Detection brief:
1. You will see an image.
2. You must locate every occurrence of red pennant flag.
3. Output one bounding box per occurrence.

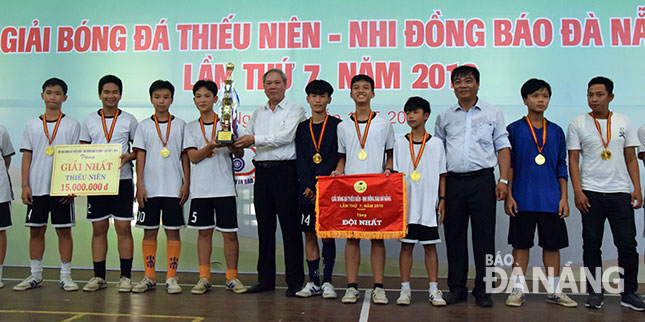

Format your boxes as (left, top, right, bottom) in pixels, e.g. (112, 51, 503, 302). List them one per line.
(316, 173, 407, 239)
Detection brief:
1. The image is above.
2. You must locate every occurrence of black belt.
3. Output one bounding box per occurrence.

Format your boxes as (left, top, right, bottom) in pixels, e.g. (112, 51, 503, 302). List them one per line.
(448, 168, 493, 177)
(252, 160, 296, 168)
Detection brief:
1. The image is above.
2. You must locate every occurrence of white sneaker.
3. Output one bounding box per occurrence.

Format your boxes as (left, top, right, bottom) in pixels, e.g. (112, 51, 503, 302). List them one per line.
(506, 288, 525, 307)
(225, 277, 248, 294)
(396, 288, 411, 305)
(342, 287, 360, 304)
(83, 277, 107, 292)
(116, 277, 133, 292)
(191, 278, 211, 295)
(296, 281, 322, 298)
(372, 287, 389, 305)
(60, 275, 79, 291)
(430, 289, 447, 306)
(165, 277, 182, 294)
(321, 282, 337, 299)
(132, 276, 156, 293)
(13, 275, 42, 291)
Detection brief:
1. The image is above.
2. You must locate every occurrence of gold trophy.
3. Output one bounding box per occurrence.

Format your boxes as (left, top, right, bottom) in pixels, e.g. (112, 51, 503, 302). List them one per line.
(216, 62, 236, 143)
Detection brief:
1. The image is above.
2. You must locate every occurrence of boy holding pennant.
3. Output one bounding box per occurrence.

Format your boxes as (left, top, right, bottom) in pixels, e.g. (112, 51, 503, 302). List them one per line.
(294, 80, 341, 299)
(79, 75, 138, 292)
(331, 74, 395, 305)
(14, 78, 81, 292)
(567, 76, 644, 311)
(183, 80, 246, 295)
(393, 97, 447, 306)
(0, 123, 15, 288)
(503, 79, 576, 308)
(132, 80, 190, 294)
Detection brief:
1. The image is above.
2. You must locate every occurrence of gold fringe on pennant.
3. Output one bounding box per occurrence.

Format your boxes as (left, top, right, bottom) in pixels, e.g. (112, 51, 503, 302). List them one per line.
(317, 230, 405, 239)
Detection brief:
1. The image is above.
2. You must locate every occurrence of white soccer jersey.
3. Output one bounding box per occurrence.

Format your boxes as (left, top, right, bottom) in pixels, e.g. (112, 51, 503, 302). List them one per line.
(393, 134, 446, 227)
(183, 118, 236, 198)
(337, 112, 395, 175)
(20, 115, 81, 196)
(80, 109, 138, 180)
(0, 124, 16, 203)
(132, 116, 186, 198)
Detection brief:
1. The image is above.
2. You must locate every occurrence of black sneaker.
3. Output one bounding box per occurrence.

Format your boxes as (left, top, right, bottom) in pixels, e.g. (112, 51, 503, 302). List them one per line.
(585, 293, 604, 309)
(620, 292, 645, 311)
(444, 291, 467, 305)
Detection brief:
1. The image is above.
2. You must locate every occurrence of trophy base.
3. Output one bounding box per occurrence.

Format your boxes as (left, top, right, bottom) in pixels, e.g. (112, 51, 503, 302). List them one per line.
(216, 130, 234, 144)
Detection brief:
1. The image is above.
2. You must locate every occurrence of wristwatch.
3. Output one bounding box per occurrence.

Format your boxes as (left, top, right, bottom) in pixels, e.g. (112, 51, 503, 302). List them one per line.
(498, 179, 509, 185)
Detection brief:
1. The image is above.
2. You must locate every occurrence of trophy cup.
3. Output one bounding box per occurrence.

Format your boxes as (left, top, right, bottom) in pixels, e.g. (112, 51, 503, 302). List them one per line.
(216, 62, 236, 143)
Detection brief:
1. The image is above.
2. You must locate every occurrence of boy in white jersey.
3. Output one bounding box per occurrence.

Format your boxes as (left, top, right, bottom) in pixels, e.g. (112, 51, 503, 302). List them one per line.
(132, 80, 190, 294)
(331, 74, 395, 305)
(393, 97, 447, 306)
(14, 78, 81, 292)
(79, 75, 138, 292)
(0, 124, 15, 288)
(183, 80, 246, 294)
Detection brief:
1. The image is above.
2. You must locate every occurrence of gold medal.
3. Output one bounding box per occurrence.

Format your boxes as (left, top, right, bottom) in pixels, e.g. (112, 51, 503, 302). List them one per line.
(358, 149, 368, 160)
(309, 115, 329, 165)
(312, 153, 322, 164)
(535, 153, 546, 165)
(353, 111, 373, 162)
(408, 131, 429, 182)
(525, 116, 547, 166)
(154, 114, 172, 159)
(591, 112, 612, 161)
(42, 112, 63, 157)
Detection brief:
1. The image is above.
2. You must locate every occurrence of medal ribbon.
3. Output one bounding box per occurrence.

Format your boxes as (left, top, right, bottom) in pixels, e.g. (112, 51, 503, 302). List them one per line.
(590, 111, 612, 149)
(42, 112, 63, 145)
(153, 114, 172, 147)
(309, 115, 329, 153)
(199, 115, 219, 144)
(409, 131, 428, 170)
(100, 109, 120, 143)
(524, 116, 546, 154)
(353, 111, 374, 149)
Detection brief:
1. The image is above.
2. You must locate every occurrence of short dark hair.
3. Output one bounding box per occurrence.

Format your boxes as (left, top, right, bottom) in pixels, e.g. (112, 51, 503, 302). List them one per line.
(98, 75, 122, 94)
(149, 80, 175, 98)
(192, 80, 218, 96)
(588, 76, 613, 95)
(451, 65, 480, 84)
(305, 79, 334, 96)
(403, 96, 431, 114)
(42, 78, 68, 95)
(521, 78, 552, 99)
(350, 74, 374, 92)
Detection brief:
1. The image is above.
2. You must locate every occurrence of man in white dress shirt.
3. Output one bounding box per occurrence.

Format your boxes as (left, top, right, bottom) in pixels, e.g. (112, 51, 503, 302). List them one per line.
(234, 69, 306, 296)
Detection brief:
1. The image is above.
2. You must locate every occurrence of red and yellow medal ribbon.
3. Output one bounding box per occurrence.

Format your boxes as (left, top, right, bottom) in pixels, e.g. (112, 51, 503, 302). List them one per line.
(153, 114, 172, 147)
(309, 115, 329, 153)
(199, 115, 219, 144)
(590, 111, 612, 149)
(42, 112, 63, 145)
(353, 111, 373, 149)
(408, 131, 428, 170)
(524, 116, 546, 154)
(100, 109, 120, 143)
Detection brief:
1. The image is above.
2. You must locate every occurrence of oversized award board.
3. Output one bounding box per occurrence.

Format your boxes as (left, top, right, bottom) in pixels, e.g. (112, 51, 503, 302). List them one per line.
(50, 144, 121, 196)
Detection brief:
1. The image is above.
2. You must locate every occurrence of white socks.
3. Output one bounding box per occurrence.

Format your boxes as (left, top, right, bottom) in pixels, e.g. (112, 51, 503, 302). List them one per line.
(401, 281, 410, 291)
(30, 258, 43, 280)
(60, 261, 71, 279)
(429, 282, 438, 293)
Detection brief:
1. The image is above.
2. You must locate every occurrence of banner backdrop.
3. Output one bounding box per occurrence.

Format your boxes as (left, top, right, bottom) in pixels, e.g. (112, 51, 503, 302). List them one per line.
(1, 1, 644, 278)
